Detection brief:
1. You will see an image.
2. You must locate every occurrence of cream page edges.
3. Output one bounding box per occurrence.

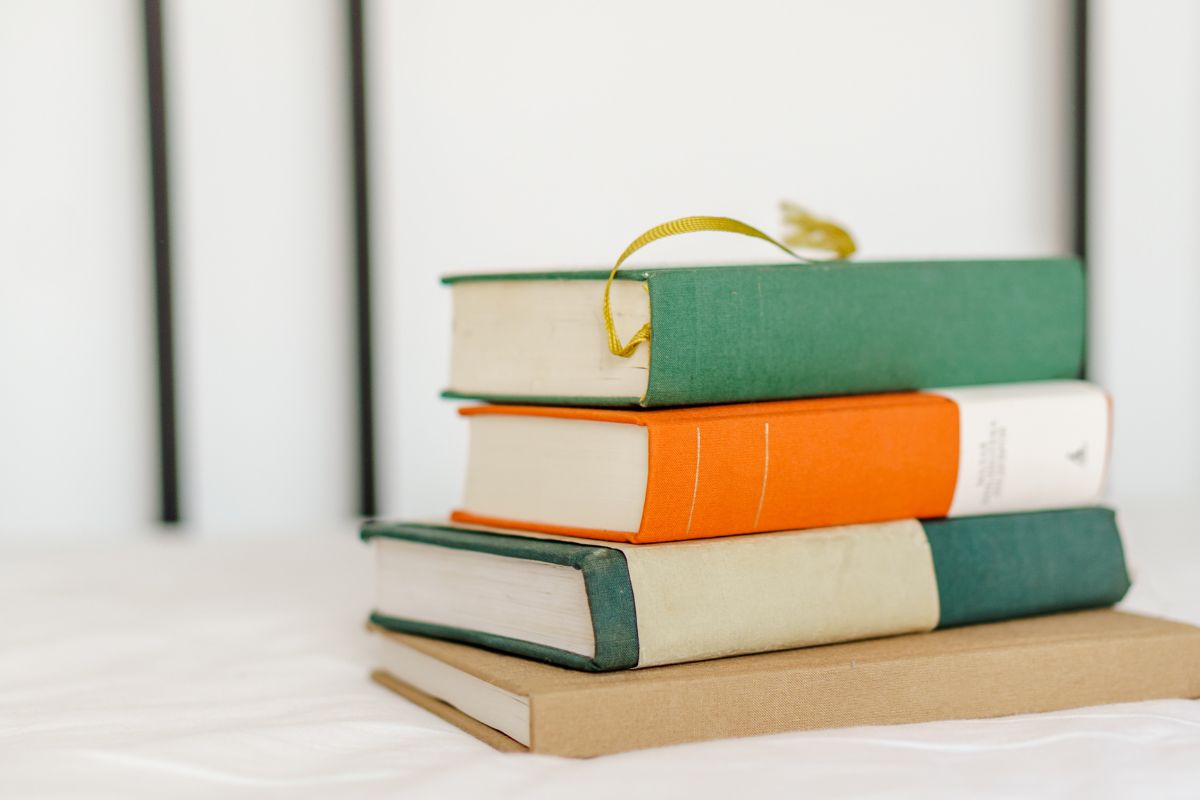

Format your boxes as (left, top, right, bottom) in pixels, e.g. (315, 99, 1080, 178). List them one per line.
(444, 518, 941, 668)
(448, 279, 651, 399)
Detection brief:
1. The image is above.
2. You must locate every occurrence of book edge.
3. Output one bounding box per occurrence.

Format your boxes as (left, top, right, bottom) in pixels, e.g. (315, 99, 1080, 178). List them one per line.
(440, 258, 1082, 285)
(370, 670, 529, 754)
(363, 523, 640, 670)
(441, 389, 643, 407)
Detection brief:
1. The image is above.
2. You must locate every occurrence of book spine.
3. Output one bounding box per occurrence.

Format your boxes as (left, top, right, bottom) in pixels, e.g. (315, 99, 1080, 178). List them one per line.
(642, 258, 1084, 407)
(635, 381, 1108, 542)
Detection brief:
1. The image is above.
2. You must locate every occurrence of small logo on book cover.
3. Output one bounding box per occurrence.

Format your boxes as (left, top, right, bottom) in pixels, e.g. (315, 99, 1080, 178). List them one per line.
(1067, 444, 1087, 466)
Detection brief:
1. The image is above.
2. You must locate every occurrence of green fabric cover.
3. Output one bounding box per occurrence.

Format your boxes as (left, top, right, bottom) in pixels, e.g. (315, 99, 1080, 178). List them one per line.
(643, 259, 1084, 406)
(360, 521, 639, 671)
(926, 507, 1131, 628)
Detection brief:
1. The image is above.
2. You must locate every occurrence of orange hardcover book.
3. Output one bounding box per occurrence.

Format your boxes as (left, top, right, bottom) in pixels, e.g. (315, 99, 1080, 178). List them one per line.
(452, 381, 1111, 543)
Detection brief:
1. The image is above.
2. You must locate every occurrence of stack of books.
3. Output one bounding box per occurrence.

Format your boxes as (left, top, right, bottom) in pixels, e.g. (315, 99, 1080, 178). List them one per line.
(365, 258, 1200, 757)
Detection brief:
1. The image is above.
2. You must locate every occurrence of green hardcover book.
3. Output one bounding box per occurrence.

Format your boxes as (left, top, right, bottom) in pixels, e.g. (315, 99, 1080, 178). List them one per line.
(362, 507, 1130, 672)
(443, 258, 1084, 407)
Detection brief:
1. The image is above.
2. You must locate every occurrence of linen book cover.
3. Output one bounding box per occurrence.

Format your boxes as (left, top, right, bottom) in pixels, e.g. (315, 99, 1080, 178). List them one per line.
(443, 258, 1085, 407)
(363, 507, 1131, 671)
(453, 380, 1111, 542)
(369, 610, 1200, 757)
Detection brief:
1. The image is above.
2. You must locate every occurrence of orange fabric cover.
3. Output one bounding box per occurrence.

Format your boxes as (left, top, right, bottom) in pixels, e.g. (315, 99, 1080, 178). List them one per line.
(453, 394, 960, 543)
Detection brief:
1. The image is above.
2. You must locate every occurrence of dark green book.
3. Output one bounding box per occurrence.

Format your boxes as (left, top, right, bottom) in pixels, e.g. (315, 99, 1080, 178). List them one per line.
(443, 258, 1084, 407)
(362, 508, 1130, 672)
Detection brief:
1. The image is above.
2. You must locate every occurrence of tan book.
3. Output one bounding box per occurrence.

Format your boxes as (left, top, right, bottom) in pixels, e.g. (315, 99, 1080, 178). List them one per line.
(369, 610, 1200, 758)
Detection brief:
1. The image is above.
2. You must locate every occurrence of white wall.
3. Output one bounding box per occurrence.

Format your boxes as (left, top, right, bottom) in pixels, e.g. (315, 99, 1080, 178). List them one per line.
(167, 0, 356, 531)
(367, 0, 1074, 518)
(10, 0, 1191, 534)
(1090, 0, 1200, 504)
(0, 0, 156, 534)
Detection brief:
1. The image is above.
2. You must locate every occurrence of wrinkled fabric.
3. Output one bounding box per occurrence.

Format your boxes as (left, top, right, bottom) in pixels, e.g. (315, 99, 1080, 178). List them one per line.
(1, 506, 1197, 799)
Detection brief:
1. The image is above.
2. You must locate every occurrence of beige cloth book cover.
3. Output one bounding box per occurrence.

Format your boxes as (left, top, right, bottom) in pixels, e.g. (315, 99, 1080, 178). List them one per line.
(370, 610, 1200, 758)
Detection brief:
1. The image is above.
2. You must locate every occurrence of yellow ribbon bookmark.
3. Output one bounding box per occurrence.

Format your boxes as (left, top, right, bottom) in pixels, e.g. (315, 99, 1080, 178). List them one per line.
(603, 202, 857, 358)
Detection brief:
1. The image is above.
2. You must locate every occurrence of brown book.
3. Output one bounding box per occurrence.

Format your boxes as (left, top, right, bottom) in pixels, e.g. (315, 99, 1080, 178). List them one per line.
(369, 610, 1200, 758)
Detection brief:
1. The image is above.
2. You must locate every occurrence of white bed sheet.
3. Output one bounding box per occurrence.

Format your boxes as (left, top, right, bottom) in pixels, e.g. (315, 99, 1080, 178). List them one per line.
(1, 505, 1198, 799)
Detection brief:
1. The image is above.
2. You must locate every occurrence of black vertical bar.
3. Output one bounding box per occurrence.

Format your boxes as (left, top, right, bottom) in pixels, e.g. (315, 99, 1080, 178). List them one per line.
(1071, 0, 1089, 379)
(349, 0, 378, 517)
(143, 0, 180, 524)
(1071, 0, 1088, 262)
